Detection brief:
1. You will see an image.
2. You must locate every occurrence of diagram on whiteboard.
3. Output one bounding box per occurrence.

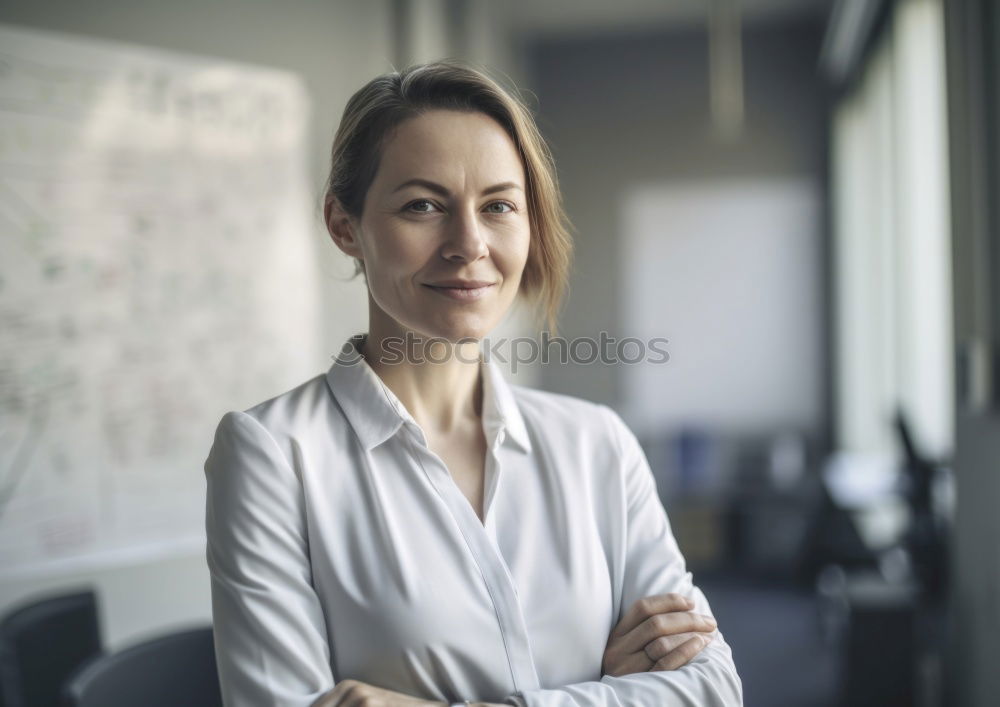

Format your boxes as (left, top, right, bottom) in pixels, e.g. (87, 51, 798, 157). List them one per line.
(0, 24, 322, 578)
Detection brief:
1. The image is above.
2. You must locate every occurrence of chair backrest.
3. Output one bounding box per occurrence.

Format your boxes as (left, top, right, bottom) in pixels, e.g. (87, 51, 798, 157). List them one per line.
(0, 589, 103, 707)
(61, 625, 222, 707)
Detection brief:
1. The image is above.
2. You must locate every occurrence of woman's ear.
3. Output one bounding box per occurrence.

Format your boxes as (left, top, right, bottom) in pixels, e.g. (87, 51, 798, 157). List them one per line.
(325, 197, 364, 260)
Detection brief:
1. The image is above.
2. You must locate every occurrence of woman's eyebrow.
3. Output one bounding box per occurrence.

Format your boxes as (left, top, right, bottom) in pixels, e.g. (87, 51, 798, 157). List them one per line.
(391, 178, 523, 196)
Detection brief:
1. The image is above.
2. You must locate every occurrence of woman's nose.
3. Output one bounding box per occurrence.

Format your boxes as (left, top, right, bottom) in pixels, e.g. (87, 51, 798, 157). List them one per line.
(440, 206, 489, 262)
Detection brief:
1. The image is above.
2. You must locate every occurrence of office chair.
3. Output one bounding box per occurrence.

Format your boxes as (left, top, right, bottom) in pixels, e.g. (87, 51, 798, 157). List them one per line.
(893, 407, 950, 602)
(60, 625, 222, 707)
(0, 589, 103, 707)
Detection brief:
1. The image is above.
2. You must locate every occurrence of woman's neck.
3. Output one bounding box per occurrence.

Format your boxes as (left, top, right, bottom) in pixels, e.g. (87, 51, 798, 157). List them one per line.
(361, 328, 484, 437)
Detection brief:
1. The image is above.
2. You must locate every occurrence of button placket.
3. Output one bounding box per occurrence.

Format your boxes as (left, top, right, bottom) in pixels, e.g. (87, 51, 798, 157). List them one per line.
(404, 423, 541, 694)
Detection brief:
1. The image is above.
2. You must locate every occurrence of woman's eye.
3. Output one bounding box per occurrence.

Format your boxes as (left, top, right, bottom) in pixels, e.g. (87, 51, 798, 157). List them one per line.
(406, 199, 438, 213)
(485, 201, 514, 214)
(405, 200, 514, 215)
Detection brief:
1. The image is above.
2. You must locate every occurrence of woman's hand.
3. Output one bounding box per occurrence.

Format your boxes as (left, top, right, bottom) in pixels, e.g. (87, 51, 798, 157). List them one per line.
(310, 680, 508, 707)
(310, 679, 446, 707)
(602, 593, 717, 675)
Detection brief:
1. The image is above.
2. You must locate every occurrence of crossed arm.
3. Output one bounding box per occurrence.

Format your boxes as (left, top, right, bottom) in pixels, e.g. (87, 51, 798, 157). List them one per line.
(315, 591, 725, 706)
(206, 407, 742, 707)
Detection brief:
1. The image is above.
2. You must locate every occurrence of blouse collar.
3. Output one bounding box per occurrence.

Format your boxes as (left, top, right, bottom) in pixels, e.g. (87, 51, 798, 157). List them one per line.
(325, 332, 532, 455)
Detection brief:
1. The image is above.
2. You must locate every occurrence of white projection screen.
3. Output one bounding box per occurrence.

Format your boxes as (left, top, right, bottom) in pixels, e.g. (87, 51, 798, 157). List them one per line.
(619, 178, 824, 439)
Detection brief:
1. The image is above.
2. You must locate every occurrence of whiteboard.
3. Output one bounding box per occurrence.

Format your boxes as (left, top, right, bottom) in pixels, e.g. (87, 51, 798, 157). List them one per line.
(619, 178, 824, 438)
(0, 24, 322, 579)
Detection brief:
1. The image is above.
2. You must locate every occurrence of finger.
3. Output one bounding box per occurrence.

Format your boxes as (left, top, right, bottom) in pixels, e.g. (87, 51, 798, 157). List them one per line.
(328, 687, 355, 707)
(603, 647, 654, 677)
(339, 682, 367, 707)
(612, 594, 695, 638)
(315, 681, 350, 707)
(344, 694, 367, 707)
(644, 631, 701, 662)
(621, 611, 717, 653)
(651, 634, 715, 671)
(324, 681, 362, 707)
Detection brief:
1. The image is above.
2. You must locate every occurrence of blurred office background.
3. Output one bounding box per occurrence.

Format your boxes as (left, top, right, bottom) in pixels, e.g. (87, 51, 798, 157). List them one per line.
(0, 0, 997, 705)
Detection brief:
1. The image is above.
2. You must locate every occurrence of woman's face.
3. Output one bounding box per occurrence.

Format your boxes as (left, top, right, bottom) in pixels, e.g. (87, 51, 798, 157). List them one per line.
(334, 109, 531, 345)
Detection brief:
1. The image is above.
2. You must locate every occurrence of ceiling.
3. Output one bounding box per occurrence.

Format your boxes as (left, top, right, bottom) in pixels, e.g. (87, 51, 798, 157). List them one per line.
(503, 0, 835, 38)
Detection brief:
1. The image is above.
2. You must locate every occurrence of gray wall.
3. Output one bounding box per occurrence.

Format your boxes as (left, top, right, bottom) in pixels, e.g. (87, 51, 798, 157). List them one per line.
(522, 18, 832, 444)
(943, 0, 1000, 703)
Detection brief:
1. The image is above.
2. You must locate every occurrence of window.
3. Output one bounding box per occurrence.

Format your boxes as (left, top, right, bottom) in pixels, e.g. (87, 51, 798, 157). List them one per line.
(831, 0, 954, 460)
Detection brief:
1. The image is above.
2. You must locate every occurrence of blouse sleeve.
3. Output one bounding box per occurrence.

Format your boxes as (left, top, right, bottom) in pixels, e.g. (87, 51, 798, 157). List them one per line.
(204, 410, 335, 706)
(503, 405, 743, 707)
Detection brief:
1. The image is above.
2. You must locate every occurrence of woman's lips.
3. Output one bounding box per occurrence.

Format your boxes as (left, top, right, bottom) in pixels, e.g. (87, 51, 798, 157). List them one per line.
(422, 283, 495, 301)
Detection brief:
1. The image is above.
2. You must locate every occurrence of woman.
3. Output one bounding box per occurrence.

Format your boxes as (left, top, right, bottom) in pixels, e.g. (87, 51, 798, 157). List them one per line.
(204, 60, 742, 707)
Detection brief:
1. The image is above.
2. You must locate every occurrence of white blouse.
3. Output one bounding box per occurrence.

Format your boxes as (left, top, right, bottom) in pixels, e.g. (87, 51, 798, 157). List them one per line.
(204, 332, 742, 706)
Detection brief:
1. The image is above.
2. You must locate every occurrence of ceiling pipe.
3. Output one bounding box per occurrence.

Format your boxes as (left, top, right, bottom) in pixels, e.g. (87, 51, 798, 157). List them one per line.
(709, 0, 745, 140)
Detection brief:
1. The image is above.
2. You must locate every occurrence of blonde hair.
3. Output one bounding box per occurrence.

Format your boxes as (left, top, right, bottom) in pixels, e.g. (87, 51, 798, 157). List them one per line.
(322, 59, 574, 336)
